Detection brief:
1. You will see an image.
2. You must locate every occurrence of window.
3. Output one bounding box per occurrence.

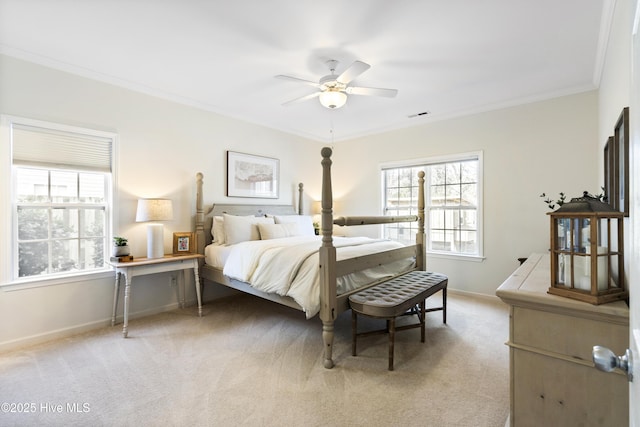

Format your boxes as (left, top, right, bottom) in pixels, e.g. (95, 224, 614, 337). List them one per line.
(382, 152, 483, 258)
(2, 116, 116, 284)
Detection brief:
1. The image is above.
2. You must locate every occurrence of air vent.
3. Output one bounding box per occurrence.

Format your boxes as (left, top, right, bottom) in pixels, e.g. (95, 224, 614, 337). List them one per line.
(407, 111, 430, 118)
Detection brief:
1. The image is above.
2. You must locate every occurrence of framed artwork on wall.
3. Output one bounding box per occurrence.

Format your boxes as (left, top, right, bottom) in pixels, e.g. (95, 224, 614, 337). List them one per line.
(226, 151, 279, 199)
(603, 136, 616, 210)
(614, 107, 629, 216)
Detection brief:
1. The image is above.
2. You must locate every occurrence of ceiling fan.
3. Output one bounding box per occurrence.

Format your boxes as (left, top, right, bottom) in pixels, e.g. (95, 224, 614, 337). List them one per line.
(276, 60, 398, 109)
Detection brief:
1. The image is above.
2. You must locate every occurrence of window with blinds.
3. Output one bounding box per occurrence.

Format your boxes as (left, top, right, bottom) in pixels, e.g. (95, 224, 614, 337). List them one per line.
(6, 117, 116, 281)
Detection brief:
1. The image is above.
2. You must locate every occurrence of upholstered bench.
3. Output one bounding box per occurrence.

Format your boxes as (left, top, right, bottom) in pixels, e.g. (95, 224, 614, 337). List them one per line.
(349, 270, 448, 370)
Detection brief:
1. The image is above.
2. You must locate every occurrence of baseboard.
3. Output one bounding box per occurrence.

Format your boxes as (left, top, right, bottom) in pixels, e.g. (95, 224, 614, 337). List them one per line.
(0, 319, 112, 354)
(0, 300, 194, 354)
(109, 300, 186, 325)
(447, 287, 502, 302)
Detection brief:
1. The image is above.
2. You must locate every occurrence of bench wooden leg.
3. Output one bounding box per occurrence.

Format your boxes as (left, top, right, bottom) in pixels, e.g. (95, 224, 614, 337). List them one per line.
(420, 300, 426, 342)
(388, 317, 395, 371)
(443, 288, 447, 324)
(352, 310, 357, 356)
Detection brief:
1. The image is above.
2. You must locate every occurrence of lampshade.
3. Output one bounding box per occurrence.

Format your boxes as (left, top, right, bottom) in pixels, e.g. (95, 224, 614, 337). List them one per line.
(136, 198, 173, 259)
(136, 199, 173, 222)
(319, 90, 347, 109)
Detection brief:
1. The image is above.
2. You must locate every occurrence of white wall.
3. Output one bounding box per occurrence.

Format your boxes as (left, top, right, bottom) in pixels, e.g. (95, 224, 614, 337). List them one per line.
(334, 92, 599, 295)
(599, 0, 632, 145)
(0, 54, 318, 350)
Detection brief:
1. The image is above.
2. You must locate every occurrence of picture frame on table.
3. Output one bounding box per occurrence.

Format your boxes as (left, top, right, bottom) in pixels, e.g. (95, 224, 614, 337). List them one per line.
(614, 107, 629, 216)
(173, 232, 194, 254)
(227, 151, 279, 199)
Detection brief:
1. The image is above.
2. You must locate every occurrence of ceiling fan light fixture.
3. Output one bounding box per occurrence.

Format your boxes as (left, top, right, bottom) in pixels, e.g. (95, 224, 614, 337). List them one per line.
(319, 90, 347, 109)
(278, 59, 396, 109)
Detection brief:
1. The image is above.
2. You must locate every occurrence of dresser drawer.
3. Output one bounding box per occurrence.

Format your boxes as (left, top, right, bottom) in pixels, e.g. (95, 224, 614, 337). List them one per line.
(512, 348, 628, 427)
(512, 306, 628, 362)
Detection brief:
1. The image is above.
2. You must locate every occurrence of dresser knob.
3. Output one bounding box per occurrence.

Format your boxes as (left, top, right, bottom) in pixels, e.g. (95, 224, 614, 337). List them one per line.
(592, 345, 633, 382)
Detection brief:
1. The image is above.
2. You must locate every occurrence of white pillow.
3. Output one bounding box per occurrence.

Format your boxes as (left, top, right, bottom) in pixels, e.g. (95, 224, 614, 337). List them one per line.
(273, 215, 315, 236)
(211, 216, 225, 244)
(211, 214, 256, 245)
(223, 214, 274, 245)
(258, 222, 301, 240)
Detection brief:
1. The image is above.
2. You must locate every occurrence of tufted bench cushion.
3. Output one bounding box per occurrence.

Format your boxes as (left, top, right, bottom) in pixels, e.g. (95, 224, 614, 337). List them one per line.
(349, 270, 448, 370)
(349, 271, 448, 318)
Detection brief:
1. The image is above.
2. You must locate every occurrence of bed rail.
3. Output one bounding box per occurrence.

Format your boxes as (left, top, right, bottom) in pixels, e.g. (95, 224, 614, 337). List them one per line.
(333, 215, 418, 226)
(335, 246, 419, 278)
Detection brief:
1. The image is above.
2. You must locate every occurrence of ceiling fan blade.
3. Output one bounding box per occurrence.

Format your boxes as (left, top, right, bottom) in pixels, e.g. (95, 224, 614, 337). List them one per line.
(282, 91, 320, 106)
(336, 61, 371, 84)
(346, 86, 398, 98)
(275, 75, 320, 88)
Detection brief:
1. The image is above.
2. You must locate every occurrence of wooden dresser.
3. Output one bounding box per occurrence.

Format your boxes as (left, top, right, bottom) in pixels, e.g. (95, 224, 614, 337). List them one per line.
(496, 253, 629, 426)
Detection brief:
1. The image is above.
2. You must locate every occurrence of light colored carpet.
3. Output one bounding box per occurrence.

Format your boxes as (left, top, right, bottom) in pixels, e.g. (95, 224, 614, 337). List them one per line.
(0, 291, 510, 427)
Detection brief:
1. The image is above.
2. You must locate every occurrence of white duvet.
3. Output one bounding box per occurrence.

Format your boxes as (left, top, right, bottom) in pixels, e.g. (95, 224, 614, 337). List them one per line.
(221, 236, 414, 318)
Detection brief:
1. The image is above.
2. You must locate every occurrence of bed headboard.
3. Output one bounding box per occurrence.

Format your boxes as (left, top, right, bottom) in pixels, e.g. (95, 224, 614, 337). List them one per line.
(195, 173, 304, 254)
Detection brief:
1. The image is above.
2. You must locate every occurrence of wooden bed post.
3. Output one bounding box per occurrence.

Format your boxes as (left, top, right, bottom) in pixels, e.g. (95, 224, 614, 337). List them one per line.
(194, 173, 206, 301)
(196, 173, 206, 258)
(298, 182, 304, 215)
(319, 147, 337, 369)
(417, 171, 426, 271)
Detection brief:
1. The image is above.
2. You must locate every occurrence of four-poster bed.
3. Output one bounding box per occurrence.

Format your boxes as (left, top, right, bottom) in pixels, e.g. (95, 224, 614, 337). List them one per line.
(194, 147, 426, 368)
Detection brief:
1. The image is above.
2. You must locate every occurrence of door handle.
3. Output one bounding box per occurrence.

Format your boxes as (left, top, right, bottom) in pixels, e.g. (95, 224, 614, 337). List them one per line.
(592, 345, 634, 382)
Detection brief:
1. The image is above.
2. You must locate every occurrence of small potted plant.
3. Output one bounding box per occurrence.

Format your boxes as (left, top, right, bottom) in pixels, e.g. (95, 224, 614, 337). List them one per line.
(112, 236, 130, 257)
(540, 189, 606, 210)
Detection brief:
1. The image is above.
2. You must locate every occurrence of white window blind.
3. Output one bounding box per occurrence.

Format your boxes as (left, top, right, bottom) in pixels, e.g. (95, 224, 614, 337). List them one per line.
(12, 124, 113, 172)
(2, 116, 116, 285)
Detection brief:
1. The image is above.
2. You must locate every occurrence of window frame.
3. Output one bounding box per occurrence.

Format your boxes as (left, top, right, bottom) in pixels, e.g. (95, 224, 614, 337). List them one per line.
(381, 151, 484, 262)
(1, 115, 118, 289)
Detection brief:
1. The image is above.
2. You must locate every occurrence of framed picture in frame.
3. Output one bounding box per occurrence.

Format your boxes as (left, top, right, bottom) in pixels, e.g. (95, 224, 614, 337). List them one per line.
(226, 151, 279, 198)
(614, 107, 629, 216)
(173, 232, 194, 255)
(603, 136, 616, 210)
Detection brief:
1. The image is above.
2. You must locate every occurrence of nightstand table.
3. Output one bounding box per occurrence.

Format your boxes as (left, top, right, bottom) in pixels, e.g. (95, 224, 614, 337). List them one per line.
(109, 254, 204, 337)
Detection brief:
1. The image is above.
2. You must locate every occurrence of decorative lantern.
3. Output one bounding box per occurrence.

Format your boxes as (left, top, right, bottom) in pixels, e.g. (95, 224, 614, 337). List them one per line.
(548, 193, 627, 304)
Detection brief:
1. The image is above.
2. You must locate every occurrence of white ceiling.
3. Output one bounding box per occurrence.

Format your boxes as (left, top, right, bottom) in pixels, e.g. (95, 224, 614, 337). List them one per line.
(0, 0, 610, 142)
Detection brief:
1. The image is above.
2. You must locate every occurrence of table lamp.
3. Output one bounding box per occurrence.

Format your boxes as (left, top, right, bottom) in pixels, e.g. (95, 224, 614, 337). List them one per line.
(136, 198, 173, 258)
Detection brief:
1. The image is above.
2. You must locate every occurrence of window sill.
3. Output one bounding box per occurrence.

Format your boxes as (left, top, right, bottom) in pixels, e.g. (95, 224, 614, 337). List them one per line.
(1, 269, 115, 292)
(427, 252, 485, 263)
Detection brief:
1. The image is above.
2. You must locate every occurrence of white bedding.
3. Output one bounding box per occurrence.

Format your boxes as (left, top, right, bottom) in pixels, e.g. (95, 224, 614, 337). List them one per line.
(209, 236, 414, 318)
(204, 244, 234, 269)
